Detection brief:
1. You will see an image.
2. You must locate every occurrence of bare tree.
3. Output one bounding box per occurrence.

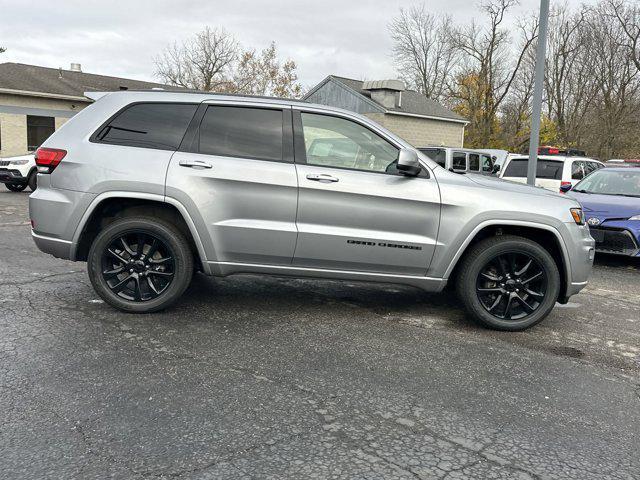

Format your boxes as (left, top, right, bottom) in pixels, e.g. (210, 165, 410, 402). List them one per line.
(451, 0, 538, 146)
(543, 5, 593, 147)
(606, 0, 640, 73)
(154, 27, 239, 91)
(230, 42, 303, 98)
(389, 4, 458, 103)
(581, 2, 640, 158)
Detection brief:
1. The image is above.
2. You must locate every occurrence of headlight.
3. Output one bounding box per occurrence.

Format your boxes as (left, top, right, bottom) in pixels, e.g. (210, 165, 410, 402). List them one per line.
(570, 207, 585, 225)
(9, 159, 29, 165)
(629, 215, 640, 221)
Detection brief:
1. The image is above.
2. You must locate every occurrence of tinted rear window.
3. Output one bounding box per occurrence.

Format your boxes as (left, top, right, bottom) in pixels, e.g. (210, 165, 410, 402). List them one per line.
(96, 103, 197, 150)
(199, 106, 283, 162)
(504, 159, 563, 180)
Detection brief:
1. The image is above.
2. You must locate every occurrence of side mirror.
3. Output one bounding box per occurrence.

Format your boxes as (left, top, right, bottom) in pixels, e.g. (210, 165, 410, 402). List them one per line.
(397, 148, 421, 176)
(492, 164, 501, 174)
(560, 183, 572, 193)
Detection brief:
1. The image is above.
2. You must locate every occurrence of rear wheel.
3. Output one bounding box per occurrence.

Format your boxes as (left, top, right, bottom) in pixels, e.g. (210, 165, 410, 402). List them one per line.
(456, 235, 560, 331)
(87, 217, 194, 313)
(28, 171, 37, 191)
(5, 183, 27, 192)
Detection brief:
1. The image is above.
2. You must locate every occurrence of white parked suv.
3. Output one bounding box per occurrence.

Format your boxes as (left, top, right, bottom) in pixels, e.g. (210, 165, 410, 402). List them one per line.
(0, 153, 37, 191)
(499, 154, 605, 193)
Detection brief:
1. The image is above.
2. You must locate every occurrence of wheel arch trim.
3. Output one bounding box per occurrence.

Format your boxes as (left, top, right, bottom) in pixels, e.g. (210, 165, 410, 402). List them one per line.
(70, 192, 210, 274)
(443, 220, 571, 285)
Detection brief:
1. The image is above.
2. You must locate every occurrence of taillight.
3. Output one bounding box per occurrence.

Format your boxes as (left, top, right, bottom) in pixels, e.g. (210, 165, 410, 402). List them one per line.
(560, 181, 571, 193)
(35, 148, 66, 173)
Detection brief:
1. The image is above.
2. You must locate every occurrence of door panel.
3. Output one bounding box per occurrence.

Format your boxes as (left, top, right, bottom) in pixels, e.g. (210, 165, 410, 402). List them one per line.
(167, 152, 298, 265)
(293, 164, 440, 275)
(165, 103, 298, 266)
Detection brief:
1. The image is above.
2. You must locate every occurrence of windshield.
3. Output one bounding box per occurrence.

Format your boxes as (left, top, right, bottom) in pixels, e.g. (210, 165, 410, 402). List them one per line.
(573, 169, 640, 196)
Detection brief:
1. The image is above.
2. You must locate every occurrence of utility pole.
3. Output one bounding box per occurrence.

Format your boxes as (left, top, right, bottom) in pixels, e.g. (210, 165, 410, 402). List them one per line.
(526, 0, 550, 186)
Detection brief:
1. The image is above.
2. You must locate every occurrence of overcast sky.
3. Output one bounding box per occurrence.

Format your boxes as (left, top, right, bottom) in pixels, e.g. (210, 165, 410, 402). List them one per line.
(1, 0, 593, 89)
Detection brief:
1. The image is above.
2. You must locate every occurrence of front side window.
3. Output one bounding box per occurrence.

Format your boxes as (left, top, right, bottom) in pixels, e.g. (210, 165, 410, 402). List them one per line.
(199, 106, 283, 162)
(452, 152, 466, 171)
(95, 103, 197, 151)
(300, 112, 398, 173)
(27, 115, 55, 151)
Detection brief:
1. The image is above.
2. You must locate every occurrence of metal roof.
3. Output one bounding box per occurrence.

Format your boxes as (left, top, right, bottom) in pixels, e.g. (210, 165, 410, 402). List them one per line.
(318, 76, 467, 123)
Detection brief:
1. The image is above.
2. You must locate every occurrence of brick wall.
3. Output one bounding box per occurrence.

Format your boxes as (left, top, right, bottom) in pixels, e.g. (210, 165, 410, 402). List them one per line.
(0, 93, 89, 157)
(365, 112, 464, 148)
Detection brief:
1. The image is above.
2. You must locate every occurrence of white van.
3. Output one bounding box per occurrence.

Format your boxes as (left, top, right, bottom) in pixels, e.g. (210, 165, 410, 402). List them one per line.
(418, 147, 496, 175)
(499, 155, 605, 192)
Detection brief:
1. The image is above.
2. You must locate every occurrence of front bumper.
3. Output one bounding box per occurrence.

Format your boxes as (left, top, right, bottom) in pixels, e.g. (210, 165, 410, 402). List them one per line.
(562, 223, 596, 299)
(0, 168, 27, 184)
(588, 226, 640, 257)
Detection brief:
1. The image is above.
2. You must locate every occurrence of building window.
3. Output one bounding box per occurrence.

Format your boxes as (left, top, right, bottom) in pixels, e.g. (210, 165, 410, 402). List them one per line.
(27, 115, 55, 151)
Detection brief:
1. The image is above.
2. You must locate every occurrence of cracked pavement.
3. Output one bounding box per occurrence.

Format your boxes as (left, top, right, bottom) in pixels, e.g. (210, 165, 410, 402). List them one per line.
(0, 190, 639, 479)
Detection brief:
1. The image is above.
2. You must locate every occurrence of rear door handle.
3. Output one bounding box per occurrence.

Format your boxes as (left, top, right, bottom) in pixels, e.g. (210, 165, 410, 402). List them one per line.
(306, 173, 339, 183)
(179, 159, 212, 169)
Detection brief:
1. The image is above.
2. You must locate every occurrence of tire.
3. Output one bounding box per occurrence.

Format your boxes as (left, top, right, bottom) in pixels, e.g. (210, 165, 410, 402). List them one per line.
(5, 183, 27, 192)
(87, 216, 194, 313)
(28, 171, 37, 191)
(455, 235, 560, 331)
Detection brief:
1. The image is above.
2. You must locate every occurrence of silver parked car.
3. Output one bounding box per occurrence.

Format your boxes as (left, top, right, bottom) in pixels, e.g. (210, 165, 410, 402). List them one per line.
(29, 91, 595, 330)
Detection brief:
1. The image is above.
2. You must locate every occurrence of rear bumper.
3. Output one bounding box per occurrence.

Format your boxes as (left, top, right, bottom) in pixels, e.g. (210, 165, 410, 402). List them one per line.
(31, 231, 73, 260)
(29, 178, 95, 260)
(0, 168, 27, 184)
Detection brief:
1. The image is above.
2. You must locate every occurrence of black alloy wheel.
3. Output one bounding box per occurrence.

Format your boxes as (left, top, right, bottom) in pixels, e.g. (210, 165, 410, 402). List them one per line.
(456, 235, 560, 331)
(88, 216, 194, 313)
(102, 231, 175, 302)
(476, 252, 547, 320)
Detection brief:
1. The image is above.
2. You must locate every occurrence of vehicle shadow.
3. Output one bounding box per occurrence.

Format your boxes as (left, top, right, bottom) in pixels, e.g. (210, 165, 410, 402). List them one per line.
(594, 253, 640, 269)
(180, 272, 478, 331)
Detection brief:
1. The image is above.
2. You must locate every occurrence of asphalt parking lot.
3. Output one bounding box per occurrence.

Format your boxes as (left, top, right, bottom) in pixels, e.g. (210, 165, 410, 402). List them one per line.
(1, 190, 639, 480)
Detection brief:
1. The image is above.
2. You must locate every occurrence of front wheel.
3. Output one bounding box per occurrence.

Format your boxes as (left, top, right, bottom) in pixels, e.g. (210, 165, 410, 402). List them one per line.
(5, 183, 27, 192)
(87, 217, 194, 313)
(456, 235, 560, 331)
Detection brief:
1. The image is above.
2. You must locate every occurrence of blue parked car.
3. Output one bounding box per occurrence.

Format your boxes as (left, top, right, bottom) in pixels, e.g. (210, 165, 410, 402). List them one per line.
(562, 168, 640, 256)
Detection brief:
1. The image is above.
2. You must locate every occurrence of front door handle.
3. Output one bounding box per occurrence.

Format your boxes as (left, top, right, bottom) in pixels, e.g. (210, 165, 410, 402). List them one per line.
(306, 173, 339, 183)
(179, 159, 212, 169)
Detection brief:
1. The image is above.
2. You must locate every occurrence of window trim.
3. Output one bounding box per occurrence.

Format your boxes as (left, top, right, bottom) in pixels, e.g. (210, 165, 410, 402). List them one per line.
(89, 101, 200, 152)
(292, 108, 429, 178)
(179, 102, 294, 164)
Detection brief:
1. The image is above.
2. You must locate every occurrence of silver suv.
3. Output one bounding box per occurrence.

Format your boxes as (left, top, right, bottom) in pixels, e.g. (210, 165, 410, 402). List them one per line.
(29, 91, 595, 330)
